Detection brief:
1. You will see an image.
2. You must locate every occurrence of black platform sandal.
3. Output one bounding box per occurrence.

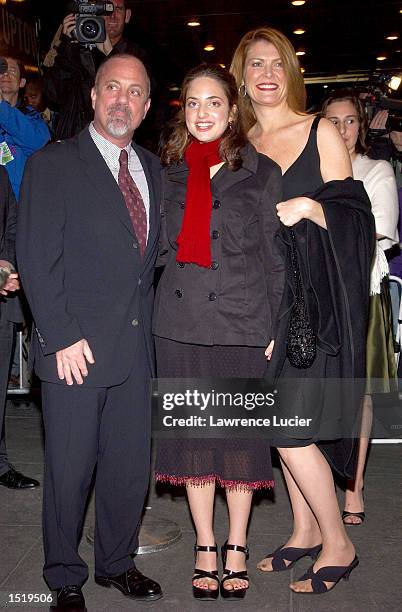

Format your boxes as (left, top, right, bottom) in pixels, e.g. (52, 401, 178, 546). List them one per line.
(342, 510, 365, 525)
(192, 544, 219, 600)
(258, 543, 322, 571)
(291, 555, 359, 594)
(220, 541, 249, 600)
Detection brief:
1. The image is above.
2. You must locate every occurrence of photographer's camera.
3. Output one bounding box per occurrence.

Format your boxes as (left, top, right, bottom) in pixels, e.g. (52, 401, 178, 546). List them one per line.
(69, 0, 114, 45)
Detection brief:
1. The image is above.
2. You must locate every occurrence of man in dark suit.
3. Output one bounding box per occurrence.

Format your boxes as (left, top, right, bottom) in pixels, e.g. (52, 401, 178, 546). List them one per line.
(0, 165, 39, 490)
(17, 54, 162, 610)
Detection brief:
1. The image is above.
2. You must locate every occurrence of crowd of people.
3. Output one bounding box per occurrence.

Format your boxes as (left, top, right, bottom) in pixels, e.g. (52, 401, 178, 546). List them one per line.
(0, 1, 401, 609)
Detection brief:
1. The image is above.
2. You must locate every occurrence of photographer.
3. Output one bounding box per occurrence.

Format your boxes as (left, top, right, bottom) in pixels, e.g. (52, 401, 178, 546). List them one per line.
(0, 57, 50, 200)
(43, 0, 144, 140)
(367, 108, 402, 176)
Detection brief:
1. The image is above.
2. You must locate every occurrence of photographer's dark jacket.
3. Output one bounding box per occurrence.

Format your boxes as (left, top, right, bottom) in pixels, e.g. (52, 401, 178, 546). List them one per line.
(43, 35, 145, 141)
(153, 143, 284, 347)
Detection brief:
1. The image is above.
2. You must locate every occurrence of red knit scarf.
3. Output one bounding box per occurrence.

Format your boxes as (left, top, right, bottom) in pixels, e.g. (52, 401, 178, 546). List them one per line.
(176, 138, 222, 268)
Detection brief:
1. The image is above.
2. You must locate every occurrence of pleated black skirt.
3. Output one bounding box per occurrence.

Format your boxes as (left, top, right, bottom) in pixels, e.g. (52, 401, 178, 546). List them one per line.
(154, 337, 274, 490)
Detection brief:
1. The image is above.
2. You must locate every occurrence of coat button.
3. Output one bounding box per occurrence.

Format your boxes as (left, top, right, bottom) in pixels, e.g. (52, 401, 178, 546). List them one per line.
(177, 261, 185, 268)
(213, 199, 221, 209)
(131, 319, 139, 327)
(212, 230, 220, 239)
(211, 261, 219, 270)
(208, 292, 217, 301)
(175, 289, 183, 298)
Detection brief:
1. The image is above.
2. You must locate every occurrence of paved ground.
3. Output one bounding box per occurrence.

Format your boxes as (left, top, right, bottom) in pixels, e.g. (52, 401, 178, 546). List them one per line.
(0, 398, 401, 611)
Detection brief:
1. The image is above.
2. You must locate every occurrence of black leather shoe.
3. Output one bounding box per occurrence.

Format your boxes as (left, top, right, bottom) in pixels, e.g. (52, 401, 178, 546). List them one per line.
(0, 467, 39, 489)
(95, 567, 163, 601)
(50, 585, 86, 611)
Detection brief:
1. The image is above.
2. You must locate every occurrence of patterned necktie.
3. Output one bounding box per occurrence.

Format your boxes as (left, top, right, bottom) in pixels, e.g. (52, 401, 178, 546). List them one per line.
(118, 148, 147, 257)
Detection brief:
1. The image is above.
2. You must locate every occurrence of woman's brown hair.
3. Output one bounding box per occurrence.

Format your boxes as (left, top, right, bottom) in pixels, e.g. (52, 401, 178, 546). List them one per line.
(230, 27, 306, 133)
(321, 89, 369, 155)
(160, 64, 247, 170)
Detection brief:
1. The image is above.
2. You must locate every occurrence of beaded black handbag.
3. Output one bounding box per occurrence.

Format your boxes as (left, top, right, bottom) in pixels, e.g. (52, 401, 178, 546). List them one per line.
(286, 228, 316, 368)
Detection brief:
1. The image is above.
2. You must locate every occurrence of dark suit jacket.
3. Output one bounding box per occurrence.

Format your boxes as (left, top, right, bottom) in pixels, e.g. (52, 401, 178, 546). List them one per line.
(153, 143, 284, 346)
(0, 165, 21, 324)
(16, 127, 160, 386)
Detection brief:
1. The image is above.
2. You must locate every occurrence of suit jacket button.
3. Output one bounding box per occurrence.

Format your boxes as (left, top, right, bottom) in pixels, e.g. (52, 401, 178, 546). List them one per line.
(133, 242, 138, 249)
(180, 202, 185, 209)
(212, 230, 220, 239)
(208, 292, 217, 301)
(177, 261, 185, 268)
(213, 199, 221, 209)
(175, 289, 183, 298)
(211, 261, 219, 270)
(131, 319, 139, 327)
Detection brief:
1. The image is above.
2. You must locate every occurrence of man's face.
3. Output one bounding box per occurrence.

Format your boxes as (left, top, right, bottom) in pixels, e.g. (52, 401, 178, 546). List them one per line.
(105, 0, 131, 42)
(0, 58, 25, 97)
(91, 56, 150, 145)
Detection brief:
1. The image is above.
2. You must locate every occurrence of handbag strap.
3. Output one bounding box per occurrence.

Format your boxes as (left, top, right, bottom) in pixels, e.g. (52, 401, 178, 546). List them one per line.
(289, 228, 304, 302)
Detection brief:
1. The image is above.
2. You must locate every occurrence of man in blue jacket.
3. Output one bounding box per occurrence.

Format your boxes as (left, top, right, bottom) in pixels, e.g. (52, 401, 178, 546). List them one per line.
(0, 56, 50, 200)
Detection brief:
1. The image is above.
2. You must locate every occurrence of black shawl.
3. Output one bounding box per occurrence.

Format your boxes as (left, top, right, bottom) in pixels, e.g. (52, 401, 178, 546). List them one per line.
(269, 177, 376, 477)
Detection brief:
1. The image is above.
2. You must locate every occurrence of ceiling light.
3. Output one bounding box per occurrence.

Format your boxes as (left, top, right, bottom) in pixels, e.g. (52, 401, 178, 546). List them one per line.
(376, 55, 386, 61)
(323, 85, 328, 88)
(296, 50, 306, 56)
(204, 43, 215, 52)
(187, 20, 201, 27)
(293, 28, 305, 34)
(291, 1, 306, 5)
(386, 35, 398, 41)
(300, 67, 305, 73)
(169, 85, 179, 92)
(219, 64, 226, 68)
(389, 75, 402, 91)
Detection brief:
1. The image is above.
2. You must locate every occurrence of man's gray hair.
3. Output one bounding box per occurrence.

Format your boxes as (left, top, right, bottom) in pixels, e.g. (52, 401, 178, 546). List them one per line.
(95, 53, 151, 98)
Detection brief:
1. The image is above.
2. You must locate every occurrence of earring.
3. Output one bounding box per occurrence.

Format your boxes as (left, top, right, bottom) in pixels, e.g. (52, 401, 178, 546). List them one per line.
(228, 120, 233, 131)
(238, 83, 247, 98)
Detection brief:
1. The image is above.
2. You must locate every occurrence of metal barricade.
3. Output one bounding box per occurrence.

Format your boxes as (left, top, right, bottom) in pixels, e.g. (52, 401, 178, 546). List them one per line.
(7, 329, 31, 396)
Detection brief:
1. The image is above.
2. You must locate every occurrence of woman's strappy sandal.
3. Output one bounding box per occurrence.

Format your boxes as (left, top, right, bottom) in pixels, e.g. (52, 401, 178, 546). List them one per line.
(291, 556, 359, 594)
(192, 544, 220, 600)
(258, 543, 322, 571)
(220, 541, 249, 599)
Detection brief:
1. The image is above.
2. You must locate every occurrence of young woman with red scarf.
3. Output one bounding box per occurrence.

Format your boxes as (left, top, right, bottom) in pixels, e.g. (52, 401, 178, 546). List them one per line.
(153, 64, 283, 600)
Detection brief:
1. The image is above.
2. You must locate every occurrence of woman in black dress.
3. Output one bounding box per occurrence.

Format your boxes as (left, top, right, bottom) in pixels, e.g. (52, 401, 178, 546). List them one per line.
(230, 28, 375, 594)
(153, 64, 283, 599)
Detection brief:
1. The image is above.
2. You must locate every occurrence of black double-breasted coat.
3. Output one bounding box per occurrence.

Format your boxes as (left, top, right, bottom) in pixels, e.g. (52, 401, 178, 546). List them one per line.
(153, 143, 284, 347)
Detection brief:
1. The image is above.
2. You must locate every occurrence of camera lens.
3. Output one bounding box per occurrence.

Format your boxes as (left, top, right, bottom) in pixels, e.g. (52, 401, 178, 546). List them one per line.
(79, 18, 100, 40)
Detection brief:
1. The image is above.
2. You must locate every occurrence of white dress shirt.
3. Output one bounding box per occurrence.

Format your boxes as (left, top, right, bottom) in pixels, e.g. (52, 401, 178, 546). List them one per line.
(89, 122, 150, 238)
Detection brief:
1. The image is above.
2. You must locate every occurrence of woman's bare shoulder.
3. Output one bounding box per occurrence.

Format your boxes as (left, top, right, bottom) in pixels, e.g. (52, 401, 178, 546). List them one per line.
(316, 117, 352, 181)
